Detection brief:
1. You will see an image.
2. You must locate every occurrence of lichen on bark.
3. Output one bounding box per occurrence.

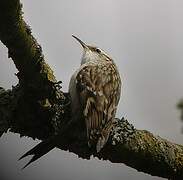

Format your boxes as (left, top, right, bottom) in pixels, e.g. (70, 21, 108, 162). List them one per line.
(0, 0, 66, 138)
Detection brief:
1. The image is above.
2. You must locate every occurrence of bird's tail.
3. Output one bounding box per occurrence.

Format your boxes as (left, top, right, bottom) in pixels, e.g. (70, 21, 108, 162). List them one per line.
(19, 138, 56, 169)
(19, 117, 76, 169)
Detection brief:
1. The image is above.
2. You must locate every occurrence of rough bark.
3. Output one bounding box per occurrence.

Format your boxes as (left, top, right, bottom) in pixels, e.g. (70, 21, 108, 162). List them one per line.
(0, 0, 183, 179)
(0, 0, 67, 139)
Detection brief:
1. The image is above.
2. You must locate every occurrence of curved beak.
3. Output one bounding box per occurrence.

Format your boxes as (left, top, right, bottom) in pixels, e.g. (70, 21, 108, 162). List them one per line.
(72, 35, 87, 49)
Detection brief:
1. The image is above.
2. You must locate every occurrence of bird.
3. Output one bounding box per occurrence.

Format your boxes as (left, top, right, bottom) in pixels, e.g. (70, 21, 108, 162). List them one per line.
(70, 35, 121, 152)
(19, 35, 121, 168)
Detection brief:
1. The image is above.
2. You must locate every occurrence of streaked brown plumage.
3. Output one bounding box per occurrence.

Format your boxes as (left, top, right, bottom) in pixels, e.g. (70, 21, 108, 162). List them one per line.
(70, 35, 121, 152)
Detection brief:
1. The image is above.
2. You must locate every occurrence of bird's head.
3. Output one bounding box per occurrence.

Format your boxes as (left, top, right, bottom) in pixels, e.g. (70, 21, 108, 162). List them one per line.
(72, 35, 112, 65)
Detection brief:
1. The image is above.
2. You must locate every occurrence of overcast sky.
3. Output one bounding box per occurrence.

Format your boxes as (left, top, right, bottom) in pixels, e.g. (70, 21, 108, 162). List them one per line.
(0, 0, 183, 180)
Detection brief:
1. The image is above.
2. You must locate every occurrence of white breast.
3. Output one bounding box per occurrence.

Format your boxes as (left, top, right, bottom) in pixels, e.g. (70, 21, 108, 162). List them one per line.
(81, 50, 99, 65)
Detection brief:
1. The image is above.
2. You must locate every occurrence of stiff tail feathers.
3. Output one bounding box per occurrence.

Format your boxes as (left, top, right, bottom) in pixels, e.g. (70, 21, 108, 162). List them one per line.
(19, 138, 56, 169)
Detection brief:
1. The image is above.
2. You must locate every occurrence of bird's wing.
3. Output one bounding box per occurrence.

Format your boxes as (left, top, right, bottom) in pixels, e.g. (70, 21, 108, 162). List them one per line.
(76, 61, 121, 152)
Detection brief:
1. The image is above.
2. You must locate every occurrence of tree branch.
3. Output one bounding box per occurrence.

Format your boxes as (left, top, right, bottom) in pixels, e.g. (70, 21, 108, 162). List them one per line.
(0, 0, 66, 138)
(0, 0, 65, 103)
(0, 0, 183, 180)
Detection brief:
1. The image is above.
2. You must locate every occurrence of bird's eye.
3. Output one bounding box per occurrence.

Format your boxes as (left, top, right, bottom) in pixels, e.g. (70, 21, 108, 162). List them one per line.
(96, 48, 101, 53)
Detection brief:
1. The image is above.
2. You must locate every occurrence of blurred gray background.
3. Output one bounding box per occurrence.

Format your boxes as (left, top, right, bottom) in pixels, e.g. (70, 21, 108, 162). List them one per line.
(0, 0, 183, 179)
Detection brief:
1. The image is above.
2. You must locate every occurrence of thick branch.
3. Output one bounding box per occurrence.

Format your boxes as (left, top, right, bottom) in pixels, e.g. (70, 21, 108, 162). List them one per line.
(0, 0, 66, 138)
(104, 119, 183, 180)
(0, 0, 64, 103)
(0, 87, 183, 179)
(52, 118, 183, 180)
(1, 90, 183, 180)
